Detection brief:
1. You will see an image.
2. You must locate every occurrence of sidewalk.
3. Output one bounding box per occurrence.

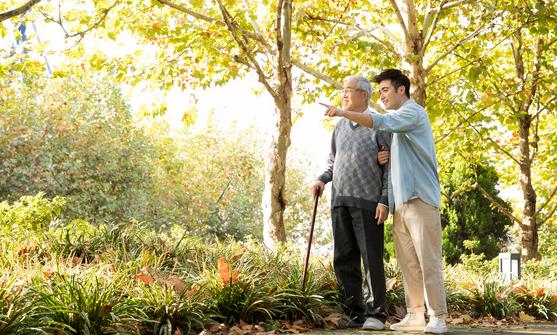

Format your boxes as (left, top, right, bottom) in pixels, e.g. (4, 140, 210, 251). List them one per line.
(307, 323, 557, 334)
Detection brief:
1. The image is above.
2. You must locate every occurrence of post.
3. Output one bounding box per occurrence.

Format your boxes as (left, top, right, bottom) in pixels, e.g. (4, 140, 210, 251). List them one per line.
(499, 252, 521, 281)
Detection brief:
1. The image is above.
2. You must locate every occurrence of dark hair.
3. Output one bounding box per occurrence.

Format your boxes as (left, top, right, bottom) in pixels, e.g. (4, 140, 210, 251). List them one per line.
(373, 69, 411, 98)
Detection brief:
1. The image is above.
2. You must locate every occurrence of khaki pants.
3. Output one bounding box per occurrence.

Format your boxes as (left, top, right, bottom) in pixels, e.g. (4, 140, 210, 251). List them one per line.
(393, 198, 447, 316)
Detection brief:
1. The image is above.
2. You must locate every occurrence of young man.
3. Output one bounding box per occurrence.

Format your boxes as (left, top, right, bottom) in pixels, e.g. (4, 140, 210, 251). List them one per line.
(321, 69, 448, 334)
(312, 75, 391, 331)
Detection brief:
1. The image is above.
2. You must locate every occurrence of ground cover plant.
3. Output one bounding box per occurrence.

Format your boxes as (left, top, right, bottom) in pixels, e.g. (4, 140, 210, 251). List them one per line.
(1, 194, 556, 334)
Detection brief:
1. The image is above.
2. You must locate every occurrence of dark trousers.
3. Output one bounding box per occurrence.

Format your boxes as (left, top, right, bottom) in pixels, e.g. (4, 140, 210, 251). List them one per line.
(332, 205, 387, 322)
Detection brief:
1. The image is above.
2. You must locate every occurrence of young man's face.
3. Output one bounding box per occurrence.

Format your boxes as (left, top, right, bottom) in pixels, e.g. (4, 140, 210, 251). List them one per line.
(341, 78, 368, 112)
(378, 79, 406, 110)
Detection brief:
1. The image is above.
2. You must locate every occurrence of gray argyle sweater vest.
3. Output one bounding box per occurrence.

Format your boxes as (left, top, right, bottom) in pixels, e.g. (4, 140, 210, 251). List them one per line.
(318, 118, 390, 211)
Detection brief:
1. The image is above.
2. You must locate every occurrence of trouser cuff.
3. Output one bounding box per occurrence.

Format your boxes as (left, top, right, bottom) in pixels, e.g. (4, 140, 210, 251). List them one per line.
(406, 307, 426, 314)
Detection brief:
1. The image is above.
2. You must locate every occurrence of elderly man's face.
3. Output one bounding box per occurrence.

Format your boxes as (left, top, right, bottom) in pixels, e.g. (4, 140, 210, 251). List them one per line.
(341, 78, 368, 112)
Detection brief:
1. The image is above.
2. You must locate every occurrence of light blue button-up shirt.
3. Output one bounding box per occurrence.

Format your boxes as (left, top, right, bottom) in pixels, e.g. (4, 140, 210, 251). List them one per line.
(371, 99, 440, 211)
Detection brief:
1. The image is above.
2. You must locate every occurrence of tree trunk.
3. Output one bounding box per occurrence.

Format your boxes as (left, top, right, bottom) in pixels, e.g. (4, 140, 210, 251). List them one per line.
(512, 29, 539, 261)
(262, 0, 292, 249)
(518, 114, 538, 260)
(401, 0, 427, 105)
(262, 101, 291, 249)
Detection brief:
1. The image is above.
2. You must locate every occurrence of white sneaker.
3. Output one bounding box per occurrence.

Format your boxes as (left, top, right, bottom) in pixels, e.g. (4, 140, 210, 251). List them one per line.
(362, 317, 384, 330)
(390, 312, 426, 332)
(424, 316, 448, 334)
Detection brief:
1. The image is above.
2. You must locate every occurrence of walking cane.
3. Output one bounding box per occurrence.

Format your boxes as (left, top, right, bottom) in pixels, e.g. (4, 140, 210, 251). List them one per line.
(301, 193, 320, 292)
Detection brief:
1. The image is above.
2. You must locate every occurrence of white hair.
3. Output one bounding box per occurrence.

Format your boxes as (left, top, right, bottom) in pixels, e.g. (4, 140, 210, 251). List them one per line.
(345, 75, 371, 104)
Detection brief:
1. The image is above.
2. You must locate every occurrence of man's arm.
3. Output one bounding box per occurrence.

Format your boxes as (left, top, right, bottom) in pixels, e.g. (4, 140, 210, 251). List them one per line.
(320, 103, 374, 128)
(312, 128, 336, 198)
(321, 102, 420, 133)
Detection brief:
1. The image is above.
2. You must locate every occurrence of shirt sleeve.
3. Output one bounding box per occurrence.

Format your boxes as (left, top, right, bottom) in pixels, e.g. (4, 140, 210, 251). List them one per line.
(371, 105, 419, 133)
(317, 127, 336, 184)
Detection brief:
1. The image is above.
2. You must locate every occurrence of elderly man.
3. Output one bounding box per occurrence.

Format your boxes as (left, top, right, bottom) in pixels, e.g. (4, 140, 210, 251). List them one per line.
(321, 69, 448, 334)
(312, 75, 391, 331)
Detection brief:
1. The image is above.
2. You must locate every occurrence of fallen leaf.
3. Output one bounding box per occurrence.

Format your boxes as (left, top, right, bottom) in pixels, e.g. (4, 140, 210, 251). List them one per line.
(70, 256, 83, 265)
(386, 277, 397, 290)
(228, 325, 246, 335)
(43, 268, 55, 280)
(185, 284, 200, 298)
(217, 258, 239, 285)
(324, 312, 343, 328)
(162, 275, 186, 292)
(451, 317, 464, 324)
(519, 311, 535, 322)
(218, 258, 231, 285)
(394, 305, 406, 320)
(134, 273, 155, 284)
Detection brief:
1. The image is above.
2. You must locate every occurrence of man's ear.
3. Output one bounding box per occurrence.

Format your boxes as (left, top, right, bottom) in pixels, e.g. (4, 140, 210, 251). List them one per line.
(397, 85, 406, 96)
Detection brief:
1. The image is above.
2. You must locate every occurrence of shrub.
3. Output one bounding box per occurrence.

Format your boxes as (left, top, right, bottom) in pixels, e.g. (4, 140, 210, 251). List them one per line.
(0, 279, 44, 335)
(468, 279, 520, 319)
(133, 283, 205, 335)
(34, 273, 137, 334)
(512, 278, 557, 320)
(0, 193, 65, 232)
(201, 258, 272, 324)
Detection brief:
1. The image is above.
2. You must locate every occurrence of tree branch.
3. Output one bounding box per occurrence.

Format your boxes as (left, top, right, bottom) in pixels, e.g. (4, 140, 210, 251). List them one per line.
(304, 15, 400, 56)
(475, 182, 522, 224)
(428, 18, 533, 87)
(538, 202, 557, 226)
(443, 0, 475, 9)
(536, 185, 557, 218)
(215, 0, 276, 98)
(291, 58, 386, 113)
(0, 0, 42, 22)
(422, 1, 445, 52)
(156, 0, 218, 23)
(388, 0, 410, 42)
(65, 1, 119, 39)
(492, 82, 518, 114)
(532, 95, 557, 119)
(435, 99, 497, 143)
(425, 25, 484, 74)
(456, 109, 521, 165)
(156, 0, 274, 55)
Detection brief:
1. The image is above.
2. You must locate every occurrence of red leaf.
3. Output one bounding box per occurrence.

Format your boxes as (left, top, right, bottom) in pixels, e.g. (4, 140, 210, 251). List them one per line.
(135, 273, 155, 284)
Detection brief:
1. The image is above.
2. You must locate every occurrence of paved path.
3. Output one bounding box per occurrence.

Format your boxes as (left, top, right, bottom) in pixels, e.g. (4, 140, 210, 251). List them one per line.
(307, 323, 557, 334)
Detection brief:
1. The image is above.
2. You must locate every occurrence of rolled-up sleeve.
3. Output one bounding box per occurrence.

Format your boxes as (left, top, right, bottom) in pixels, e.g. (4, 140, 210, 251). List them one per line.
(372, 107, 418, 133)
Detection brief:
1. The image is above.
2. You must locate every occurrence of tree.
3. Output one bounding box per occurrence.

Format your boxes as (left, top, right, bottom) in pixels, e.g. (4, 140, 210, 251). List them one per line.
(0, 75, 158, 223)
(440, 156, 512, 264)
(435, 0, 557, 260)
(35, 0, 294, 248)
